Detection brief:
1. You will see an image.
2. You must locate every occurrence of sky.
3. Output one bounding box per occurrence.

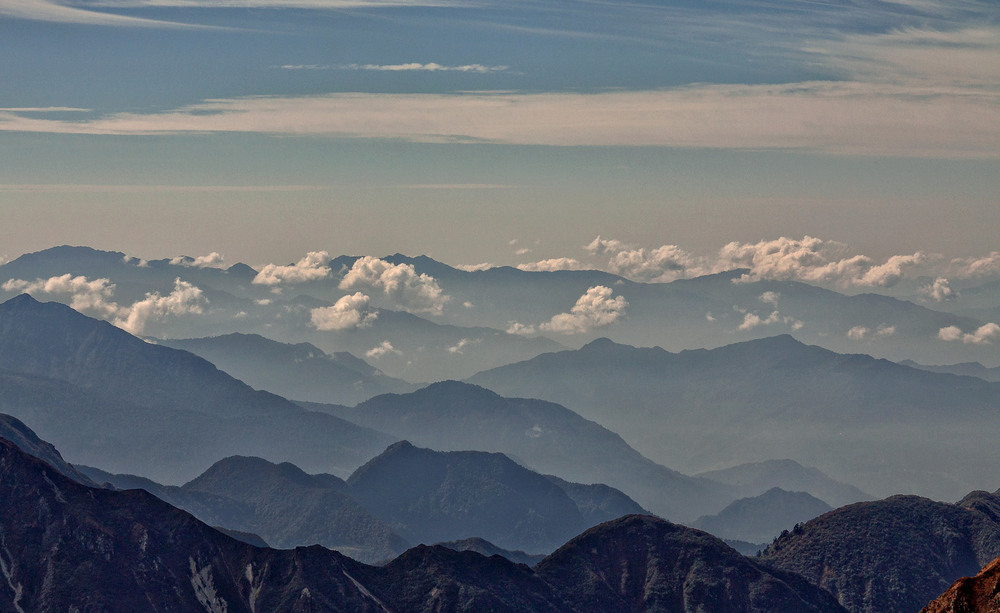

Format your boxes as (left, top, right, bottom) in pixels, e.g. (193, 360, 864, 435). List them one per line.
(0, 0, 998, 273)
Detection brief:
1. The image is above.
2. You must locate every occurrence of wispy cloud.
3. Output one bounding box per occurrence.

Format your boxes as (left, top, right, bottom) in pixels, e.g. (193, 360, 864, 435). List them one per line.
(1, 82, 997, 158)
(335, 63, 508, 73)
(1, 0, 469, 26)
(0, 0, 208, 27)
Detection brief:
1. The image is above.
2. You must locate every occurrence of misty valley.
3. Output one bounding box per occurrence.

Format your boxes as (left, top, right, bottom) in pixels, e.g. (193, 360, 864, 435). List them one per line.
(1, 245, 999, 612)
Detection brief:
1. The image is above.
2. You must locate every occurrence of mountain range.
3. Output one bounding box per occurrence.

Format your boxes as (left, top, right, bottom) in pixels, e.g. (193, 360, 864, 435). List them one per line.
(0, 435, 849, 613)
(2, 245, 998, 383)
(155, 332, 416, 405)
(79, 437, 648, 562)
(691, 487, 833, 546)
(469, 335, 1000, 500)
(321, 380, 731, 521)
(0, 293, 394, 483)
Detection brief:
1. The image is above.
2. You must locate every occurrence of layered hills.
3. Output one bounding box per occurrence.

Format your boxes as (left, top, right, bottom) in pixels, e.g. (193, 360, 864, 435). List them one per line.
(0, 294, 395, 482)
(0, 435, 849, 613)
(469, 335, 1000, 499)
(81, 438, 648, 561)
(325, 380, 731, 521)
(691, 487, 832, 545)
(155, 333, 416, 405)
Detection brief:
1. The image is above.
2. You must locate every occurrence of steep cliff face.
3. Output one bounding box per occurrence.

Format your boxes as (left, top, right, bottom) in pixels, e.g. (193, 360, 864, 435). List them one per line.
(921, 556, 1000, 613)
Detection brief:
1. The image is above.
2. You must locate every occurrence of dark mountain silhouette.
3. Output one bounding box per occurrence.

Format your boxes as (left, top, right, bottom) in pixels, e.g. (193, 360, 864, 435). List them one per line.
(155, 332, 416, 405)
(921, 556, 1000, 613)
(534, 514, 848, 613)
(330, 380, 732, 521)
(82, 458, 409, 565)
(0, 294, 395, 482)
(0, 436, 394, 612)
(696, 458, 872, 508)
(182, 455, 409, 563)
(691, 487, 833, 545)
(434, 537, 546, 566)
(0, 413, 96, 486)
(760, 491, 1000, 613)
(2, 435, 846, 612)
(346, 441, 588, 553)
(469, 335, 1000, 500)
(83, 445, 642, 563)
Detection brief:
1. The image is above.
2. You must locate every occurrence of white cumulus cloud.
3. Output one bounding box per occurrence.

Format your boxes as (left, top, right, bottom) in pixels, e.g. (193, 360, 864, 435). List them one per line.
(455, 263, 495, 272)
(584, 236, 706, 282)
(114, 278, 207, 335)
(366, 340, 402, 359)
(170, 252, 225, 268)
(505, 321, 537, 336)
(447, 337, 480, 354)
(539, 286, 628, 334)
(2, 274, 120, 318)
(517, 258, 585, 272)
(951, 252, 1000, 278)
(253, 251, 331, 286)
(938, 323, 1000, 344)
(339, 256, 448, 315)
(921, 277, 955, 301)
(718, 236, 925, 288)
(310, 292, 378, 331)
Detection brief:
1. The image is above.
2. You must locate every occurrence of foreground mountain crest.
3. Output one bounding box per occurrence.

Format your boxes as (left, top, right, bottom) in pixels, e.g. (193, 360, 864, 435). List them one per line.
(0, 435, 849, 613)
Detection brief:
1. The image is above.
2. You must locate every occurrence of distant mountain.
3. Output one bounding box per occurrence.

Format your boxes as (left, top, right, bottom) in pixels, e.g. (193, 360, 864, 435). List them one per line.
(534, 514, 848, 613)
(367, 255, 995, 367)
(328, 380, 731, 521)
(434, 537, 546, 566)
(543, 474, 648, 526)
(346, 441, 590, 553)
(691, 487, 833, 544)
(155, 333, 416, 405)
(696, 459, 872, 508)
(0, 413, 96, 486)
(1, 436, 852, 613)
(900, 359, 1000, 383)
(921, 556, 1000, 613)
(0, 294, 396, 482)
(182, 455, 410, 564)
(760, 491, 1000, 613)
(469, 335, 1000, 500)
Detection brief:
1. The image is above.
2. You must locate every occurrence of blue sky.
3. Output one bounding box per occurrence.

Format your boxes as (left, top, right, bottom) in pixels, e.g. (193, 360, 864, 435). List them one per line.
(0, 0, 998, 272)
